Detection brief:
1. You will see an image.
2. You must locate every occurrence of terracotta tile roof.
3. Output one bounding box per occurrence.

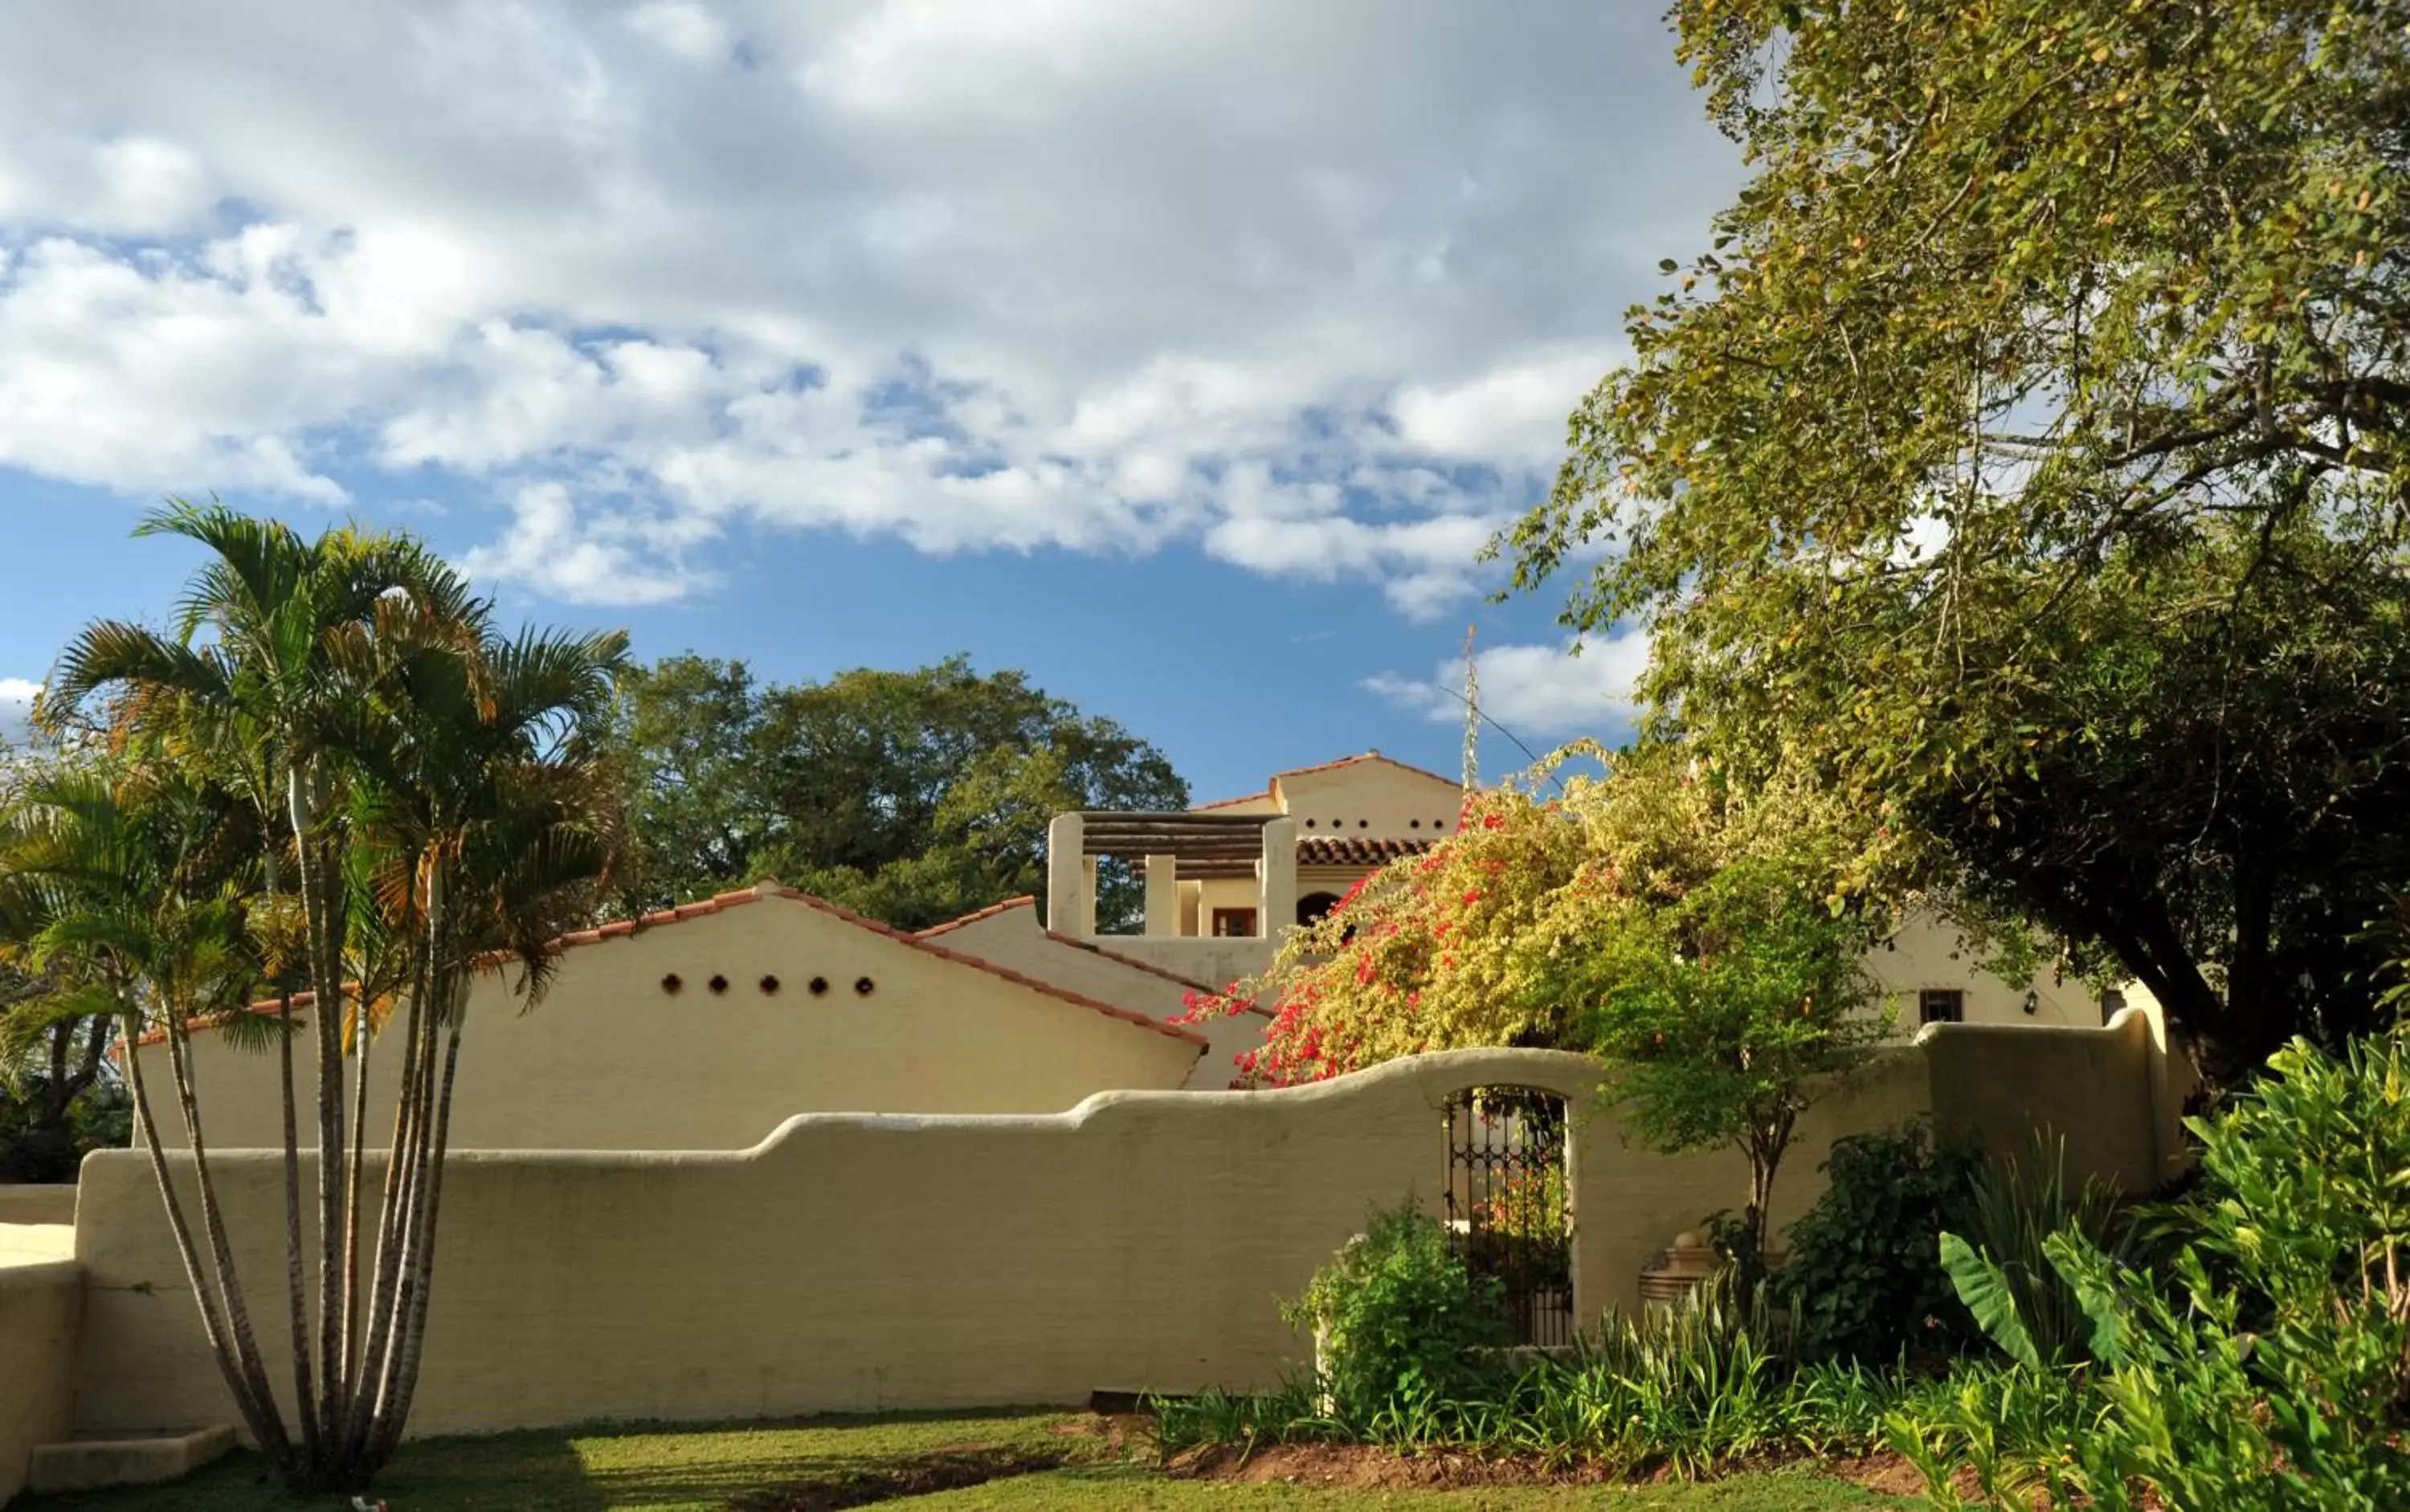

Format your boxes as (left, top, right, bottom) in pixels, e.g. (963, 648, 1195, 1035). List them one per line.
(751, 885, 1207, 1049)
(913, 897, 1273, 1020)
(1276, 751, 1462, 789)
(911, 895, 1036, 938)
(1296, 836, 1436, 867)
(1191, 788, 1274, 811)
(1035, 931, 1219, 994)
(126, 988, 329, 1051)
(135, 881, 1207, 1054)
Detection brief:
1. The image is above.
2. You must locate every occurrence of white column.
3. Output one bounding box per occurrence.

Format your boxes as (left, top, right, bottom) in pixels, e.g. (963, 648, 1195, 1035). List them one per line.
(1047, 814, 1093, 936)
(1259, 818, 1298, 939)
(1144, 853, 1178, 937)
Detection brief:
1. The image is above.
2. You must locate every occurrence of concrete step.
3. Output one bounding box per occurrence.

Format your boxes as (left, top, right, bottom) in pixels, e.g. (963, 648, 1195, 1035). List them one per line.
(27, 1426, 235, 1493)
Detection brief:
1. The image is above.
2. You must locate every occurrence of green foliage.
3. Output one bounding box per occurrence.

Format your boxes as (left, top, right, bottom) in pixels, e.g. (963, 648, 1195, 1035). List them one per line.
(1503, 0, 2410, 1081)
(1541, 1272, 1803, 1477)
(1146, 1378, 1325, 1461)
(609, 653, 1187, 930)
(1564, 851, 1893, 1276)
(1774, 1125, 1983, 1364)
(1946, 1130, 2131, 1369)
(1936, 1236, 2041, 1374)
(1894, 1036, 2410, 1507)
(1278, 1199, 1509, 1429)
(0, 746, 136, 1182)
(1166, 1270, 1924, 1480)
(0, 1072, 128, 1183)
(1880, 1362, 2098, 1512)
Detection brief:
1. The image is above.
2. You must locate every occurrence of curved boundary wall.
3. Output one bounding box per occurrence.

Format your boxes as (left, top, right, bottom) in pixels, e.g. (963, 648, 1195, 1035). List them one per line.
(0, 1260, 81, 1507)
(63, 1010, 2179, 1443)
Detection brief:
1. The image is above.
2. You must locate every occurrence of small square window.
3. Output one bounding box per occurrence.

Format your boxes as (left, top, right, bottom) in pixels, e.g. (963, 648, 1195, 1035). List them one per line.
(1918, 989, 1966, 1026)
(1211, 907, 1259, 938)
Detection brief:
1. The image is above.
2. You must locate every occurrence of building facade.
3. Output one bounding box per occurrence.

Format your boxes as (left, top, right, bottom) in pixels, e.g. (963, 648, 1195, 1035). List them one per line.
(1045, 750, 2136, 1038)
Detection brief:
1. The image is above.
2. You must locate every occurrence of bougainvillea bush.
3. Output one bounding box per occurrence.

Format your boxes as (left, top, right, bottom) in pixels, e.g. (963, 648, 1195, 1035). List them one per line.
(1178, 763, 1591, 1084)
(1183, 740, 1893, 1269)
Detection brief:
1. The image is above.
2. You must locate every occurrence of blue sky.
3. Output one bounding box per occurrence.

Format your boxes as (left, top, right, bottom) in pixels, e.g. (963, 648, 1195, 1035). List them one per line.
(0, 1, 1735, 805)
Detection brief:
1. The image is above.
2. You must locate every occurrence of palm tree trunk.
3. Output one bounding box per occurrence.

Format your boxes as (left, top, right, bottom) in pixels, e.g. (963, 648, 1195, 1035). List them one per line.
(370, 1002, 464, 1467)
(124, 1011, 295, 1473)
(161, 1015, 298, 1459)
(341, 922, 435, 1476)
(339, 989, 376, 1416)
(291, 766, 350, 1452)
(276, 990, 321, 1471)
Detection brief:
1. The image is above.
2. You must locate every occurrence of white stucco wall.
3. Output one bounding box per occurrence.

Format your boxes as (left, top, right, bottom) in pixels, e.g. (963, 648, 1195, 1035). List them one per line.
(1276, 758, 1462, 843)
(1866, 911, 2116, 1035)
(137, 887, 1204, 1152)
(69, 1017, 2178, 1445)
(917, 901, 1269, 1089)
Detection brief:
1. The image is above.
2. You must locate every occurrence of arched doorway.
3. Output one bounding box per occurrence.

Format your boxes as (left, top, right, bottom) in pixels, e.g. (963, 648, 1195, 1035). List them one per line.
(1296, 891, 1343, 928)
(1443, 1086, 1573, 1347)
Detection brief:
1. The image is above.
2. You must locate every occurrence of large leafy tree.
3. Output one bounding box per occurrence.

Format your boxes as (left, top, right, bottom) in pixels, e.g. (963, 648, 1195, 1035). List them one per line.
(38, 502, 625, 1494)
(1503, 0, 2410, 1084)
(612, 653, 1187, 930)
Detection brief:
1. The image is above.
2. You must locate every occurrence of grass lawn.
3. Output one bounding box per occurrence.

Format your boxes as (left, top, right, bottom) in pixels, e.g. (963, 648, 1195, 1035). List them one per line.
(18, 1412, 1915, 1511)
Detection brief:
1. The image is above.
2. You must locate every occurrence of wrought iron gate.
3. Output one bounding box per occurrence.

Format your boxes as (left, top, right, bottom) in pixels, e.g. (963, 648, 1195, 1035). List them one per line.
(1442, 1086, 1574, 1347)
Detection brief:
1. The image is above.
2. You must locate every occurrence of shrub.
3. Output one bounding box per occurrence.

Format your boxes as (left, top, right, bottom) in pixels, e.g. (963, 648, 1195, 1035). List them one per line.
(1899, 1036, 2410, 1508)
(1426, 1271, 1827, 1475)
(1279, 1198, 1509, 1428)
(1943, 1128, 2131, 1368)
(1775, 1124, 1985, 1363)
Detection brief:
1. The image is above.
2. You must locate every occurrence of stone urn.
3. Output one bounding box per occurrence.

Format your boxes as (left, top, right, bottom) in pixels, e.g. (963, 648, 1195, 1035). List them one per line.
(1639, 1231, 1791, 1308)
(1638, 1231, 1724, 1308)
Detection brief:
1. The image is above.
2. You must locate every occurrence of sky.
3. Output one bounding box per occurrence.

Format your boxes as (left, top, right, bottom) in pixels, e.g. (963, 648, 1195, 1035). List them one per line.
(0, 0, 1738, 803)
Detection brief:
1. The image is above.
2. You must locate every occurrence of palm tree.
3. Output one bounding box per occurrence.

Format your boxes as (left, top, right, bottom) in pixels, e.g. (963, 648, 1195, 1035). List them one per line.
(328, 609, 625, 1480)
(0, 762, 294, 1462)
(43, 502, 625, 1492)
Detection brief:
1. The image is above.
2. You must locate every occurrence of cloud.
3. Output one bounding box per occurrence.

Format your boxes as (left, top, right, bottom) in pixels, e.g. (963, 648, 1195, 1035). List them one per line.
(624, 2, 733, 64)
(0, 2, 1740, 609)
(0, 677, 38, 746)
(1391, 348, 1615, 466)
(458, 483, 711, 605)
(1366, 633, 1651, 739)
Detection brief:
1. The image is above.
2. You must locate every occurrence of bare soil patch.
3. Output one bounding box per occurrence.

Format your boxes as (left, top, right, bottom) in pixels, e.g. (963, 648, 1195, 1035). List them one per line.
(1166, 1440, 1625, 1491)
(1169, 1434, 1968, 1498)
(1822, 1449, 1952, 1499)
(1049, 1411, 1148, 1457)
(729, 1445, 1067, 1510)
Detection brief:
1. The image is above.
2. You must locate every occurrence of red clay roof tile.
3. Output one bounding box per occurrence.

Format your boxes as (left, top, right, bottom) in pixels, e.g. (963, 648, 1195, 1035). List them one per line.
(136, 881, 1207, 1054)
(1192, 752, 1461, 811)
(911, 894, 1037, 938)
(1296, 836, 1437, 867)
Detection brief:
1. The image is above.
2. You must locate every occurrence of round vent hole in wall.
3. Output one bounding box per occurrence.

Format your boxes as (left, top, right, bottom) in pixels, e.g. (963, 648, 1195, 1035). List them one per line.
(660, 973, 683, 995)
(854, 976, 876, 996)
(808, 976, 830, 996)
(759, 975, 781, 995)
(708, 975, 729, 995)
